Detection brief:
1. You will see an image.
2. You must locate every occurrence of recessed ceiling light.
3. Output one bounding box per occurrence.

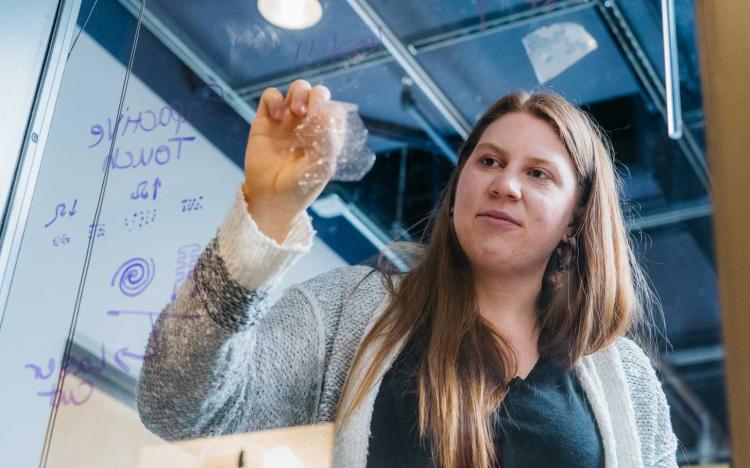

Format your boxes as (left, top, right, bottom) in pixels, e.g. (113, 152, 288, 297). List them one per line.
(257, 0, 323, 30)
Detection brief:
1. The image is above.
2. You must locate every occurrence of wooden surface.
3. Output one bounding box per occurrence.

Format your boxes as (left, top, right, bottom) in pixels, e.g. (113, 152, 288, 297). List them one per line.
(44, 374, 163, 468)
(695, 1, 750, 466)
(138, 422, 334, 468)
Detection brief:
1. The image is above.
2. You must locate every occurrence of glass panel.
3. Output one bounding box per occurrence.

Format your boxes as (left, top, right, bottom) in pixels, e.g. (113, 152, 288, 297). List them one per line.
(0, 0, 138, 465)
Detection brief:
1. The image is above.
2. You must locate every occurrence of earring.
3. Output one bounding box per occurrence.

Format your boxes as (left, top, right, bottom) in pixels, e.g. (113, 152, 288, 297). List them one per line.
(555, 247, 565, 272)
(555, 235, 577, 272)
(449, 206, 454, 217)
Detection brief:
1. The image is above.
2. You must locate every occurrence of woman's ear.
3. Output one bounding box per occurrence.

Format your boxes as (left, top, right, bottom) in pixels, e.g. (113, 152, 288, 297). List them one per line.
(564, 219, 575, 241)
(566, 203, 585, 239)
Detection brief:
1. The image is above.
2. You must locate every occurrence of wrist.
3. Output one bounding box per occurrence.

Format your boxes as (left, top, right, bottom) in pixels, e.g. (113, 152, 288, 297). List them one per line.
(243, 186, 304, 244)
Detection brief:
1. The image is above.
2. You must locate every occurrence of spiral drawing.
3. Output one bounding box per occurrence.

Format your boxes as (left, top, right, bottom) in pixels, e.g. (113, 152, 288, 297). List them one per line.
(111, 257, 155, 297)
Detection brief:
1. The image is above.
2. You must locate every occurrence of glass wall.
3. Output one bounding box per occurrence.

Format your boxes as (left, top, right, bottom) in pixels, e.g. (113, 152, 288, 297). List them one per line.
(0, 0, 729, 466)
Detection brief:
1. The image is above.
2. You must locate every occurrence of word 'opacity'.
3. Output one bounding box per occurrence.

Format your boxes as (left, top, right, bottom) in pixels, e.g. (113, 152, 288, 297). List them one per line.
(89, 106, 185, 148)
(88, 83, 224, 149)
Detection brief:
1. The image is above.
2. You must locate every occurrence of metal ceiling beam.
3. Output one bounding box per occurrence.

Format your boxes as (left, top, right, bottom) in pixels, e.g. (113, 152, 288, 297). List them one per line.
(658, 360, 725, 464)
(362, 117, 443, 153)
(311, 194, 408, 271)
(680, 446, 731, 466)
(401, 84, 458, 164)
(667, 344, 724, 367)
(414, 0, 593, 53)
(238, 51, 392, 101)
(343, 0, 470, 139)
(595, 0, 711, 192)
(237, 1, 592, 101)
(393, 147, 409, 238)
(624, 197, 712, 232)
(683, 109, 705, 129)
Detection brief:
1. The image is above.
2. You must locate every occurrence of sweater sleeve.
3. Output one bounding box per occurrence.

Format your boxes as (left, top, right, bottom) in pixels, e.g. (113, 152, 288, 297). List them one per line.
(615, 337, 679, 468)
(136, 183, 326, 441)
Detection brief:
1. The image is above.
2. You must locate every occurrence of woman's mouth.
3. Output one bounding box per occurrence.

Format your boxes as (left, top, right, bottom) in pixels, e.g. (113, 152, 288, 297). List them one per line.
(477, 214, 521, 228)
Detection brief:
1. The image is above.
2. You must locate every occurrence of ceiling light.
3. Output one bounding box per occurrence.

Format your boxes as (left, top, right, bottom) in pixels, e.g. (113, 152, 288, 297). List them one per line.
(257, 0, 323, 30)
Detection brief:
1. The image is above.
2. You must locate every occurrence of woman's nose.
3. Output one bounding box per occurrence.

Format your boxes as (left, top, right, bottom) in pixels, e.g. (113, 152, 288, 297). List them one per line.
(489, 172, 521, 199)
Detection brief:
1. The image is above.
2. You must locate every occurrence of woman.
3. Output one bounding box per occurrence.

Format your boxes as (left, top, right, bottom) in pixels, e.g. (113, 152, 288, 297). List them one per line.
(137, 79, 679, 467)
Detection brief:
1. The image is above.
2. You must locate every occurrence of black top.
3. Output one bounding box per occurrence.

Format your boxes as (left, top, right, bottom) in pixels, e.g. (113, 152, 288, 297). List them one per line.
(366, 331, 605, 468)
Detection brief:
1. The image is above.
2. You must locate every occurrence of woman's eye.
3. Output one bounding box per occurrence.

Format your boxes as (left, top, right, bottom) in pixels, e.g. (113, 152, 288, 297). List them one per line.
(530, 169, 550, 179)
(479, 156, 499, 167)
(476, 156, 550, 179)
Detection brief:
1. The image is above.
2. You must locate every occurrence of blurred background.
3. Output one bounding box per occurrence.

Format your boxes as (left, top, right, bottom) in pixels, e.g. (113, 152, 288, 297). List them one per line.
(0, 0, 735, 466)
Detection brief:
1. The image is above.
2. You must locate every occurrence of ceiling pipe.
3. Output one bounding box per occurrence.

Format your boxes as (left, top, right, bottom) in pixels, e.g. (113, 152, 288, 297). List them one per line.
(660, 0, 683, 139)
(596, 0, 710, 191)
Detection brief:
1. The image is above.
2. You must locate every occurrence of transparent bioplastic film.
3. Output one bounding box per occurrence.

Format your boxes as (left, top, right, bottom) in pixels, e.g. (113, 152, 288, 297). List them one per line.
(521, 22, 598, 85)
(291, 99, 376, 190)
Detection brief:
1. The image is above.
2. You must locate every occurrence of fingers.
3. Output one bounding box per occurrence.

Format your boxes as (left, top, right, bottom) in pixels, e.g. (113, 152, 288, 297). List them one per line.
(285, 79, 312, 117)
(258, 87, 285, 121)
(258, 80, 332, 122)
(307, 84, 331, 116)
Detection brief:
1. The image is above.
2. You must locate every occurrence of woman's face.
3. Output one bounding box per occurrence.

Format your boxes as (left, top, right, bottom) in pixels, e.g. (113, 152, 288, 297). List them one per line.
(453, 111, 580, 277)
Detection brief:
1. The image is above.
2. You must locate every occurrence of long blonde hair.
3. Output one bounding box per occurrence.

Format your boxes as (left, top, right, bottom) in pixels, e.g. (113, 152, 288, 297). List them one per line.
(334, 90, 660, 467)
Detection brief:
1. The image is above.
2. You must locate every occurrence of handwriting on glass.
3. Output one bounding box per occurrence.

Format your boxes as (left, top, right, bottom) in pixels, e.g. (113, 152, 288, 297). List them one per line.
(89, 106, 187, 147)
(111, 257, 155, 297)
(25, 304, 202, 407)
(36, 373, 96, 407)
(23, 342, 150, 407)
(88, 82, 223, 173)
(88, 223, 106, 239)
(124, 209, 157, 231)
(24, 344, 106, 407)
(293, 24, 385, 66)
(131, 177, 162, 201)
(53, 234, 71, 247)
(44, 199, 78, 228)
(180, 196, 204, 213)
(100, 136, 196, 172)
(171, 244, 202, 300)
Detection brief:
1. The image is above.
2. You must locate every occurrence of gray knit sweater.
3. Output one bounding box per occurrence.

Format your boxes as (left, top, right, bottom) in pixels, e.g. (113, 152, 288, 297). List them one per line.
(136, 184, 679, 467)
